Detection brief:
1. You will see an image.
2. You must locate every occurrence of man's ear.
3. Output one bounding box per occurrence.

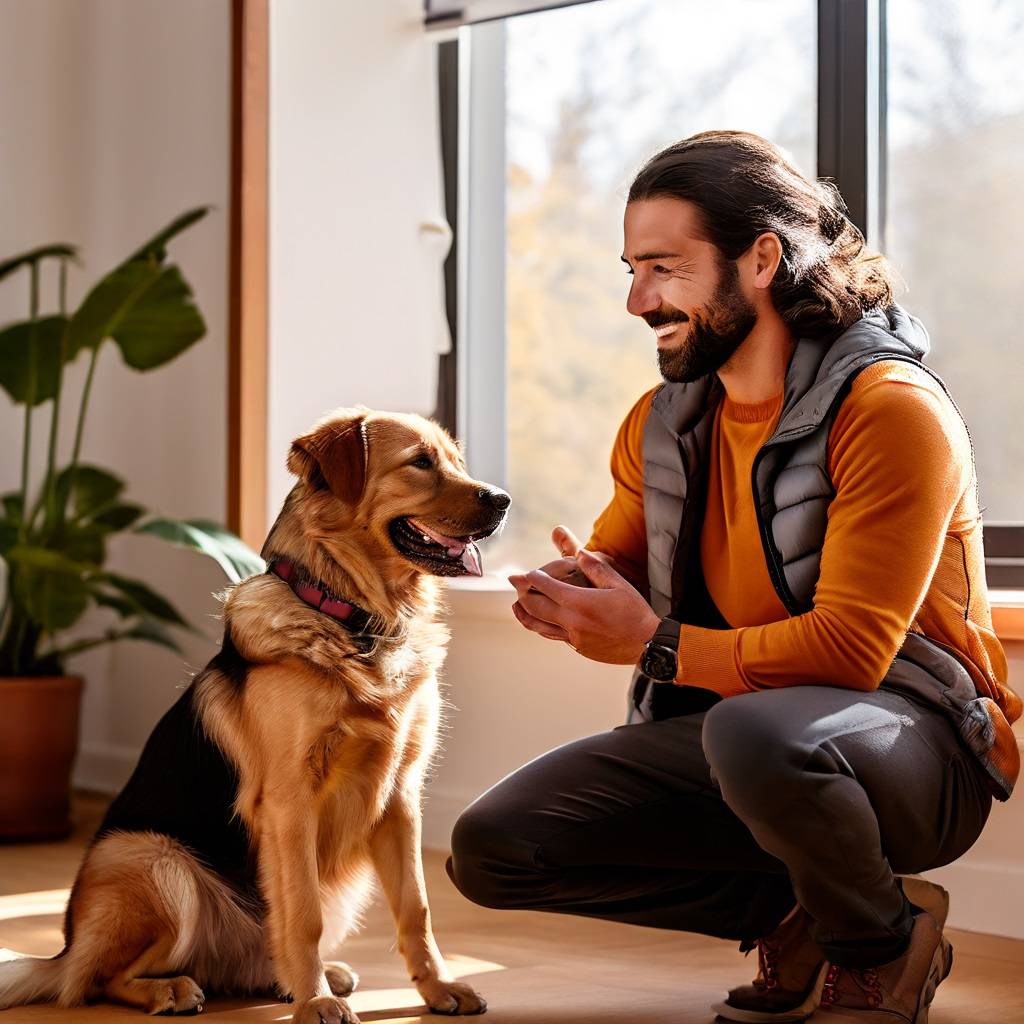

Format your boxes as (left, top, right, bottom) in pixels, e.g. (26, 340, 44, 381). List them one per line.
(287, 408, 369, 505)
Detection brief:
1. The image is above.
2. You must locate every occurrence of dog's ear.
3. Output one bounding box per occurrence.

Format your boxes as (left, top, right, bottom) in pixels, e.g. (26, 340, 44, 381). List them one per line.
(288, 409, 368, 505)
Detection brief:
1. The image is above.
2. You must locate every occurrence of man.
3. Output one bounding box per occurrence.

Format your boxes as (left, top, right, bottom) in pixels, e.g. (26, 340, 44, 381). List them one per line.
(447, 131, 1020, 1023)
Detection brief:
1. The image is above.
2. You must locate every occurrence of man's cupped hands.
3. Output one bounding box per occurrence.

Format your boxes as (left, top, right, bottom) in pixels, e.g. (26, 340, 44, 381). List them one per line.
(507, 526, 660, 664)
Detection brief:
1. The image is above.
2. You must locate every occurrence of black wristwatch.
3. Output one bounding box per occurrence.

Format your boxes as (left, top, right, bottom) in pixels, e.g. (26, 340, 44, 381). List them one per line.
(640, 616, 681, 682)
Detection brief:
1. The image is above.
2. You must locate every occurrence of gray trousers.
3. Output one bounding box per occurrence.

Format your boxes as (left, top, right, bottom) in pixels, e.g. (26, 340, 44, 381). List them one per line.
(447, 684, 993, 967)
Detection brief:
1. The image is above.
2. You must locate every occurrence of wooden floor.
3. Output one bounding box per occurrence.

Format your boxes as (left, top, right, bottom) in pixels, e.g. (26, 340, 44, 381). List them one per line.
(1, 794, 1021, 1023)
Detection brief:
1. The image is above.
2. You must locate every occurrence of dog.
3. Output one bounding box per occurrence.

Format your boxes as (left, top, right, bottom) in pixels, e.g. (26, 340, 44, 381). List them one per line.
(0, 406, 508, 1023)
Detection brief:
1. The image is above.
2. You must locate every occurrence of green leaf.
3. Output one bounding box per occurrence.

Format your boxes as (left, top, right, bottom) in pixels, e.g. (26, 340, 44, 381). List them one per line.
(91, 502, 145, 530)
(65, 207, 210, 368)
(111, 265, 206, 370)
(91, 588, 140, 619)
(68, 262, 205, 370)
(0, 520, 18, 558)
(67, 261, 205, 370)
(126, 207, 210, 263)
(60, 522, 107, 565)
(53, 464, 125, 520)
(134, 517, 265, 584)
(98, 572, 190, 627)
(5, 545, 96, 575)
(1, 492, 21, 523)
(6, 545, 92, 632)
(68, 259, 160, 354)
(0, 316, 71, 406)
(0, 244, 77, 284)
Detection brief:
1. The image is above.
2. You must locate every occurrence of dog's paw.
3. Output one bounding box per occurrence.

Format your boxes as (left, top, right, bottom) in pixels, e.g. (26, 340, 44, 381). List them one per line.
(294, 994, 359, 1024)
(324, 961, 359, 997)
(148, 976, 205, 1015)
(417, 978, 487, 1016)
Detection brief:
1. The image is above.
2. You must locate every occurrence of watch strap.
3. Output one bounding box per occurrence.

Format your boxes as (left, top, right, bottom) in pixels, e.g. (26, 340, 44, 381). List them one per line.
(650, 615, 681, 647)
(641, 615, 681, 682)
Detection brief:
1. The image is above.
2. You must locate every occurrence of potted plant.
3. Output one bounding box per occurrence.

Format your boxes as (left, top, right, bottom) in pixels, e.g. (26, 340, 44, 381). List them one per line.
(0, 208, 263, 840)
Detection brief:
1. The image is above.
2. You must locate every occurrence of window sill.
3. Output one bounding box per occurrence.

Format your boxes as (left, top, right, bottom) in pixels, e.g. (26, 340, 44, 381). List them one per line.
(441, 574, 515, 622)
(990, 590, 1024, 642)
(444, 579, 1024, 642)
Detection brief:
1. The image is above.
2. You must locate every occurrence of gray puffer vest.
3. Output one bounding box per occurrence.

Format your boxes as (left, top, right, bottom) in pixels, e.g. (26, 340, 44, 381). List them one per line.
(631, 304, 1014, 801)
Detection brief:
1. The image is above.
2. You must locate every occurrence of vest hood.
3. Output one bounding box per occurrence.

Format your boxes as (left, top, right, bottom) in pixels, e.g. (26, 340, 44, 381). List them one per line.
(772, 304, 932, 440)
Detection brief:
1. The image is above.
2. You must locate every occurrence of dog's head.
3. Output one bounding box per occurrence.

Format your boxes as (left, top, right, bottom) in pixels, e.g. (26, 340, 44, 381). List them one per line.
(283, 407, 509, 579)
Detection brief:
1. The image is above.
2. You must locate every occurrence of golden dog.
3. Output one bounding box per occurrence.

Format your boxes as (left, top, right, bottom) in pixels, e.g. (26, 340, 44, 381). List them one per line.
(0, 407, 508, 1022)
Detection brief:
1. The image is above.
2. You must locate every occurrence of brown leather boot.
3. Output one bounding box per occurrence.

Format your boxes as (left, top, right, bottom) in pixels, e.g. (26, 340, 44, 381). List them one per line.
(812, 911, 953, 1023)
(712, 905, 828, 1023)
(896, 876, 948, 929)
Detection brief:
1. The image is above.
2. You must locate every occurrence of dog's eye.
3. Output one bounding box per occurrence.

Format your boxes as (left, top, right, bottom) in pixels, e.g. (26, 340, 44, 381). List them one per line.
(410, 454, 434, 470)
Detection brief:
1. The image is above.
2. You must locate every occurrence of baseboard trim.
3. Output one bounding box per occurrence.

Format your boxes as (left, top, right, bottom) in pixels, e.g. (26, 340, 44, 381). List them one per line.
(922, 859, 1024, 940)
(73, 742, 140, 795)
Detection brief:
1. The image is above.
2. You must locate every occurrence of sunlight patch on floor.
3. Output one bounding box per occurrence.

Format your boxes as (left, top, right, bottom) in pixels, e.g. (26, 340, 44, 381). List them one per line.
(439, 952, 507, 978)
(0, 888, 70, 922)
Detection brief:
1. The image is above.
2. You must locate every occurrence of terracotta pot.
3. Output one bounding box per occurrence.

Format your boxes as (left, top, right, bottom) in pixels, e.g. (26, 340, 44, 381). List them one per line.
(0, 675, 84, 841)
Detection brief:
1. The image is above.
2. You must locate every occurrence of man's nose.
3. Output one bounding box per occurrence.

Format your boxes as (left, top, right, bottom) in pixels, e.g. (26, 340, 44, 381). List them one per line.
(626, 278, 660, 318)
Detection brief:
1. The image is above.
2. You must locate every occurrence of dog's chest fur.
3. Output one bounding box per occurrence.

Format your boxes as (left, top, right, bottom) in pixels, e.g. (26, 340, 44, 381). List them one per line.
(196, 575, 449, 887)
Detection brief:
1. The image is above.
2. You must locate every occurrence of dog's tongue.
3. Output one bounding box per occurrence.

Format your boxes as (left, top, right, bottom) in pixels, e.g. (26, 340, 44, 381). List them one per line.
(460, 541, 482, 577)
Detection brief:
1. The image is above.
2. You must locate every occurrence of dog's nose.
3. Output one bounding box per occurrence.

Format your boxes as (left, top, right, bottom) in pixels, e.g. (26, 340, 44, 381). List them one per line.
(478, 487, 511, 511)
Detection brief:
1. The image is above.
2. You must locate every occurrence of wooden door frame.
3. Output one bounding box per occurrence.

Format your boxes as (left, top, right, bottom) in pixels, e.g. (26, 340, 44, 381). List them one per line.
(228, 0, 269, 550)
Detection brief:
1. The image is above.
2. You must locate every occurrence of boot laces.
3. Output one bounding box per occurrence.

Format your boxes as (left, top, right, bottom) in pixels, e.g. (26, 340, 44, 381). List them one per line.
(821, 964, 883, 1008)
(753, 937, 781, 991)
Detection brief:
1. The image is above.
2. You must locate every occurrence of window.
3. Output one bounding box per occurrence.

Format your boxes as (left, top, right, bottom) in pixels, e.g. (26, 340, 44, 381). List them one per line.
(465, 0, 817, 572)
(443, 0, 1022, 586)
(886, 0, 1024, 584)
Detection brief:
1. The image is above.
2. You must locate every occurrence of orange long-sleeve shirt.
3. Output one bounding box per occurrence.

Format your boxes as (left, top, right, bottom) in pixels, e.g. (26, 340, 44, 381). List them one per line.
(587, 361, 1014, 709)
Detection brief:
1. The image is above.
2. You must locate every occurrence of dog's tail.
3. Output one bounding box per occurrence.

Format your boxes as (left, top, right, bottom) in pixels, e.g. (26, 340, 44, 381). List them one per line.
(0, 951, 66, 1009)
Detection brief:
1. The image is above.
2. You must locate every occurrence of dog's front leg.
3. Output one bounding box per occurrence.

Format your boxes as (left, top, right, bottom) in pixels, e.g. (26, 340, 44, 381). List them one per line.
(260, 798, 359, 1024)
(369, 794, 486, 1016)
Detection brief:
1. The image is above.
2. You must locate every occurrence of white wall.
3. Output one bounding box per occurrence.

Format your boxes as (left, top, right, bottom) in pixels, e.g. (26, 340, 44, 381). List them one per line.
(0, 0, 231, 789)
(267, 0, 450, 522)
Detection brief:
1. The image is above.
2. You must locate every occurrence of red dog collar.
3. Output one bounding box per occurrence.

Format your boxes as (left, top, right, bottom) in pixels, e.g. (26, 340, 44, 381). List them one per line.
(268, 557, 371, 635)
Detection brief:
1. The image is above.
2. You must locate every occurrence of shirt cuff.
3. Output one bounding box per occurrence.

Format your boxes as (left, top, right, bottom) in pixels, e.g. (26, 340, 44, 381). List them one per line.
(677, 624, 752, 698)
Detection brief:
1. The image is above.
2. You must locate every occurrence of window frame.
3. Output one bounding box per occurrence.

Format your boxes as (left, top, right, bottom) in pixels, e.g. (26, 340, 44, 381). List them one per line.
(434, 0, 1024, 594)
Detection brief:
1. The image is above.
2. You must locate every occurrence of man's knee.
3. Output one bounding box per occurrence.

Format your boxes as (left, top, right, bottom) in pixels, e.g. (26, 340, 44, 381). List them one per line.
(701, 693, 802, 803)
(447, 801, 536, 910)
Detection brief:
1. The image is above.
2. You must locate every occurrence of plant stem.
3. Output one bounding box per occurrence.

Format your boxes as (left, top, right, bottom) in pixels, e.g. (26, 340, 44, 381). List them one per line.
(42, 258, 69, 531)
(18, 262, 40, 541)
(68, 342, 100, 499)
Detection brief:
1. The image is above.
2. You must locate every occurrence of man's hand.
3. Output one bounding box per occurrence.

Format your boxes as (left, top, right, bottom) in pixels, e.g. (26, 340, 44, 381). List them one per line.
(508, 526, 660, 665)
(536, 526, 599, 589)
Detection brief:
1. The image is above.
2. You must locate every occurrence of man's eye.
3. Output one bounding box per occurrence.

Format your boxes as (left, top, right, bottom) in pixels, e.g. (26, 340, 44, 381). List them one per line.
(411, 454, 433, 470)
(653, 265, 670, 275)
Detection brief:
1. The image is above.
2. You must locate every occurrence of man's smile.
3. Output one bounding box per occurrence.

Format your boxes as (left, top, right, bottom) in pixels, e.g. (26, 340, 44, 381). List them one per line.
(654, 321, 687, 346)
(653, 323, 683, 338)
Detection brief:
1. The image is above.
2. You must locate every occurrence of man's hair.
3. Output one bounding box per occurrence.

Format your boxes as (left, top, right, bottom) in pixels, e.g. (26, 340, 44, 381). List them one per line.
(627, 130, 897, 338)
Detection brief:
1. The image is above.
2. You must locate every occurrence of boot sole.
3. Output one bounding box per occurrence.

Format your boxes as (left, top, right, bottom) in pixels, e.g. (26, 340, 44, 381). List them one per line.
(914, 935, 953, 1024)
(709, 961, 828, 1023)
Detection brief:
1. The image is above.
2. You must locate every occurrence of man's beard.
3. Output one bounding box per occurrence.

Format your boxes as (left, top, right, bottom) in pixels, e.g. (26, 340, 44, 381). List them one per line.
(649, 258, 758, 384)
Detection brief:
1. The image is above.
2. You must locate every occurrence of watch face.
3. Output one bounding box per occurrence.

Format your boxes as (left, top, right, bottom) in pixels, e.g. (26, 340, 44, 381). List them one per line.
(643, 642, 677, 682)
